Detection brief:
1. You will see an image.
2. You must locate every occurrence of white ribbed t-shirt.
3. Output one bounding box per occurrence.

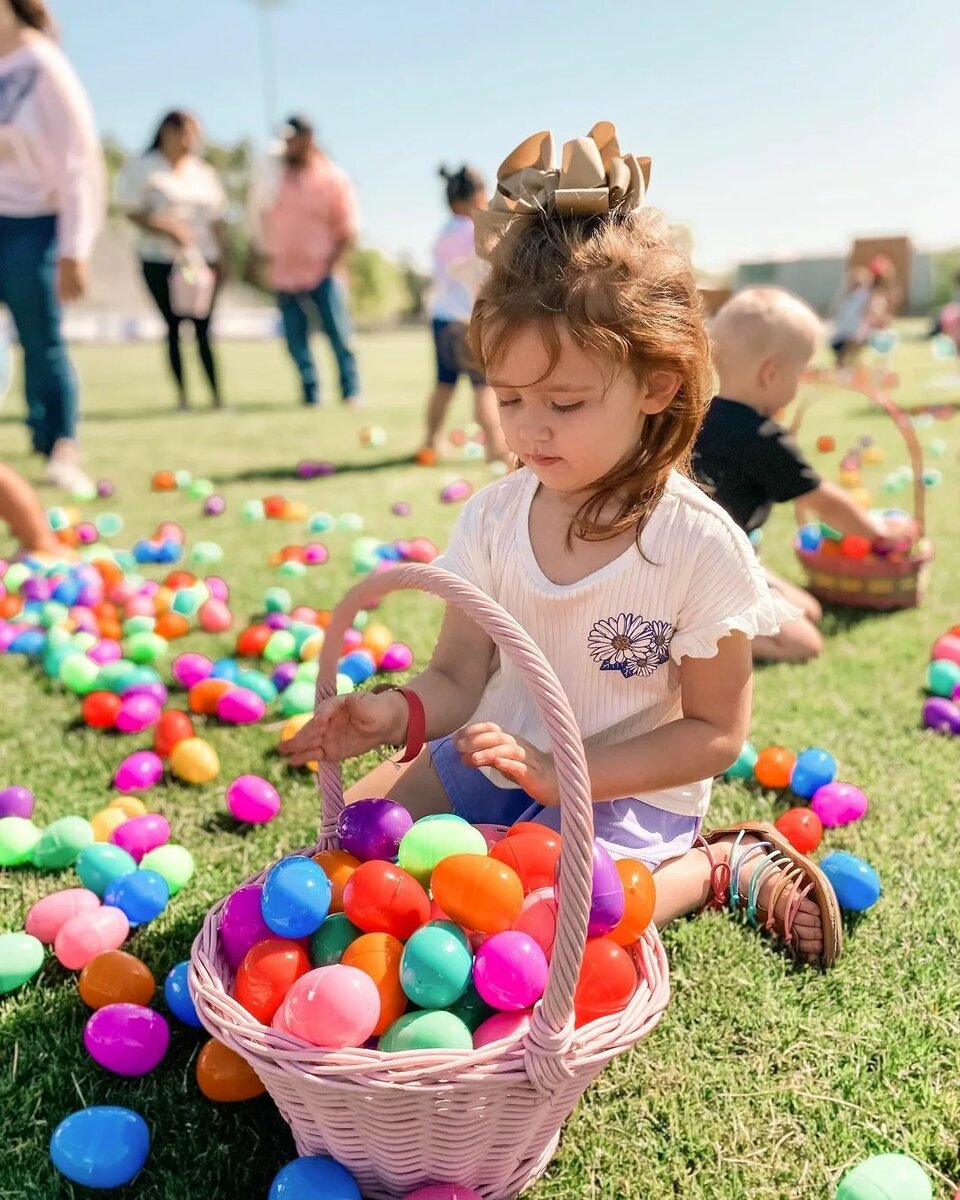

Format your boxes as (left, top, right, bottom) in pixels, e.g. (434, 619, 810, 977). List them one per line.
(435, 467, 786, 818)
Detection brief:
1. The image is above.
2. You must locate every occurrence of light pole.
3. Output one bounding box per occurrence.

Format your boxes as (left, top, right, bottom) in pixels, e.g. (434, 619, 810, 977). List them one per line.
(248, 0, 287, 137)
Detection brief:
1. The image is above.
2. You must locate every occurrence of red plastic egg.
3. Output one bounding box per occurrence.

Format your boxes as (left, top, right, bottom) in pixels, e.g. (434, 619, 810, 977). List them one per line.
(153, 709, 195, 758)
(489, 831, 561, 894)
(82, 690, 122, 730)
(573, 937, 637, 1028)
(774, 806, 824, 854)
(234, 937, 310, 1024)
(342, 861, 430, 941)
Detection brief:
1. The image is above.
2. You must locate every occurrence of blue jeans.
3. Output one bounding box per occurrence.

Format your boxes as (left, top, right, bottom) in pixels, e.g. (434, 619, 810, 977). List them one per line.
(0, 214, 78, 455)
(277, 275, 359, 403)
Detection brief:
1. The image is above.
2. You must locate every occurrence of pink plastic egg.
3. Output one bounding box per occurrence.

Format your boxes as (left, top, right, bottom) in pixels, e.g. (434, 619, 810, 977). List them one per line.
(931, 633, 960, 667)
(55, 906, 130, 970)
(115, 694, 162, 734)
(199, 599, 232, 633)
(205, 576, 229, 602)
(171, 652, 212, 689)
(473, 823, 507, 850)
(380, 642, 414, 672)
(225, 775, 281, 823)
(303, 543, 328, 565)
(472, 1008, 533, 1049)
(218, 884, 272, 969)
(512, 887, 558, 959)
(25, 888, 100, 944)
(110, 814, 170, 862)
(88, 639, 122, 666)
(472, 931, 548, 1011)
(83, 1003, 170, 1076)
(810, 781, 869, 828)
(440, 479, 473, 504)
(112, 750, 164, 793)
(342, 628, 363, 652)
(216, 688, 266, 725)
(281, 964, 381, 1048)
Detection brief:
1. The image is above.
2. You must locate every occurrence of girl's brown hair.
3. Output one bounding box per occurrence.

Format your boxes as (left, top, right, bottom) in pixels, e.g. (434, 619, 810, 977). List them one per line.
(9, 0, 54, 33)
(469, 208, 712, 546)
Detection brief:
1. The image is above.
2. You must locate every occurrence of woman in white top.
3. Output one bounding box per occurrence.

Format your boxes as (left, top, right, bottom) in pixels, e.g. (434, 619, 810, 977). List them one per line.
(0, 0, 104, 490)
(116, 110, 228, 410)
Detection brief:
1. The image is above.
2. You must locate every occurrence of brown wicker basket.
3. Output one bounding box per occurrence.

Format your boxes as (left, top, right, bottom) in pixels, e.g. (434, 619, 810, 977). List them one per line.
(190, 564, 670, 1199)
(791, 369, 934, 611)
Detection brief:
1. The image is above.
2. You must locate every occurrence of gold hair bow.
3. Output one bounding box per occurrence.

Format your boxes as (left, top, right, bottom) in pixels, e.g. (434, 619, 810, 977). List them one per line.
(473, 121, 651, 259)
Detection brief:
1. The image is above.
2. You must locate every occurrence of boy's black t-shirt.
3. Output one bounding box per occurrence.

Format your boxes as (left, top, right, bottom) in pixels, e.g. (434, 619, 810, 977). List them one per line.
(692, 397, 821, 534)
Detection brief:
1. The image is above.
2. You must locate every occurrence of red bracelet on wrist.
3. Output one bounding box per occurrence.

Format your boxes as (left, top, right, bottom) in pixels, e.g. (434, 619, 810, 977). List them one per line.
(372, 684, 426, 763)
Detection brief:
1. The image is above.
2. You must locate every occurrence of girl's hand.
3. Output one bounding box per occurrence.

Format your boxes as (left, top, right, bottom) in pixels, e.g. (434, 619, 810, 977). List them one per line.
(279, 690, 408, 765)
(454, 722, 559, 807)
(57, 258, 87, 302)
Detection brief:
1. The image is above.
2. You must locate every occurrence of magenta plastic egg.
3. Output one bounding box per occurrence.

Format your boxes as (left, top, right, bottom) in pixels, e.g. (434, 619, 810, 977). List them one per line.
(472, 1008, 532, 1049)
(0, 785, 33, 819)
(472, 931, 548, 1011)
(218, 884, 272, 969)
(206, 576, 229, 601)
(25, 888, 100, 944)
(55, 906, 130, 970)
(337, 798, 413, 861)
(115, 694, 162, 734)
(587, 841, 625, 936)
(83, 1003, 170, 1076)
(281, 965, 381, 1047)
(88, 639, 122, 666)
(380, 643, 414, 672)
(440, 479, 473, 504)
(110, 814, 170, 862)
(303, 543, 328, 565)
(199, 599, 232, 633)
(171, 652, 212, 689)
(112, 750, 164, 794)
(216, 688, 266, 725)
(226, 775, 281, 823)
(810, 781, 869, 828)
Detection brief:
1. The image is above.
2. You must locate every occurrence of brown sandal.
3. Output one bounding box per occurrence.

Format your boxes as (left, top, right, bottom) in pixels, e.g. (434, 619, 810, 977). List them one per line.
(696, 821, 843, 968)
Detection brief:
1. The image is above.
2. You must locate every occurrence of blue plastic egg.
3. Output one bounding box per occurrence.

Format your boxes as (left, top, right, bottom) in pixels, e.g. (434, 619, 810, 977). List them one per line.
(269, 1156, 361, 1200)
(164, 960, 203, 1027)
(210, 657, 241, 682)
(103, 870, 169, 927)
(820, 852, 881, 912)
(49, 1105, 150, 1188)
(9, 629, 46, 656)
(797, 523, 823, 552)
(261, 856, 332, 938)
(789, 747, 837, 799)
(338, 650, 377, 685)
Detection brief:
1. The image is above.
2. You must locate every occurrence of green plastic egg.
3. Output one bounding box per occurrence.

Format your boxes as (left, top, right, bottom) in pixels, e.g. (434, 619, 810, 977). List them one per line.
(46, 507, 69, 532)
(353, 610, 369, 631)
(0, 932, 44, 995)
(139, 844, 195, 894)
(171, 587, 200, 617)
(242, 499, 265, 522)
(379, 1009, 473, 1053)
(236, 671, 277, 705)
(192, 541, 224, 565)
(294, 661, 319, 684)
(337, 512, 365, 533)
(724, 740, 758, 781)
(96, 660, 136, 692)
(0, 817, 42, 866)
(40, 601, 69, 629)
(45, 645, 78, 678)
(926, 659, 960, 698)
(263, 630, 297, 664)
(447, 981, 495, 1032)
(307, 511, 334, 533)
(835, 1153, 932, 1200)
(74, 632, 97, 653)
(309, 913, 362, 966)
(398, 814, 488, 885)
(123, 615, 156, 637)
(95, 512, 124, 537)
(336, 674, 355, 696)
(30, 815, 94, 870)
(75, 843, 138, 896)
(126, 631, 168, 665)
(278, 560, 307, 578)
(174, 468, 192, 487)
(399, 922, 473, 1008)
(264, 587, 292, 614)
(188, 478, 214, 499)
(59, 654, 101, 695)
(280, 680, 315, 717)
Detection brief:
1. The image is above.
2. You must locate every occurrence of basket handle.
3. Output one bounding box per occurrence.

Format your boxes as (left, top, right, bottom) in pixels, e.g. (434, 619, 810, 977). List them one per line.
(314, 563, 595, 1081)
(789, 368, 926, 537)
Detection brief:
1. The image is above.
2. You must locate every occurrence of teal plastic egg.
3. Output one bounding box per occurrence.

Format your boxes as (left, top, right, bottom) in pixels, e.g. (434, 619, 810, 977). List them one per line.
(399, 922, 473, 1008)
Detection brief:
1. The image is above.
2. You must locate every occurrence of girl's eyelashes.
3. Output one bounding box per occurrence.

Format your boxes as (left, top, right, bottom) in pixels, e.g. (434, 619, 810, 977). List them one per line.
(496, 396, 520, 408)
(551, 400, 585, 413)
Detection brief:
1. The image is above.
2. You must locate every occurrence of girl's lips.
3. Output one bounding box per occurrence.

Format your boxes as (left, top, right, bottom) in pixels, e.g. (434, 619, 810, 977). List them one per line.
(527, 454, 562, 467)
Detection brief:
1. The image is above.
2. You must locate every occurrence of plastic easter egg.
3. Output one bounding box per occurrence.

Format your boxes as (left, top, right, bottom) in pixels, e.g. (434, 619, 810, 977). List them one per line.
(400, 922, 473, 1009)
(789, 747, 838, 798)
(269, 1156, 362, 1200)
(574, 937, 637, 1027)
(281, 964, 381, 1048)
(472, 930, 547, 1011)
(835, 1153, 932, 1200)
(312, 849, 361, 912)
(187, 677, 233, 714)
(236, 669, 277, 704)
(754, 745, 796, 790)
(0, 816, 42, 866)
(310, 913, 363, 967)
(196, 1037, 266, 1101)
(278, 679, 314, 717)
(75, 843, 137, 896)
(379, 1009, 473, 1053)
(820, 852, 881, 912)
(336, 799, 413, 863)
(139, 843, 194, 894)
(171, 652, 212, 689)
(26, 888, 100, 944)
(111, 813, 170, 862)
(922, 696, 960, 734)
(0, 784, 33, 819)
(430, 854, 523, 935)
(104, 869, 169, 926)
(261, 856, 331, 937)
(341, 931, 407, 1034)
(218, 884, 272, 969)
(380, 642, 414, 672)
(932, 634, 960, 667)
(473, 1009, 532, 1050)
(216, 687, 266, 725)
(490, 830, 561, 894)
(234, 937, 311, 1023)
(80, 950, 155, 1009)
(55, 906, 130, 970)
(84, 1003, 170, 1076)
(115, 693, 162, 734)
(344, 861, 432, 939)
(927, 659, 960, 697)
(107, 795, 148, 818)
(225, 775, 281, 824)
(512, 887, 558, 958)
(811, 781, 869, 827)
(30, 815, 94, 870)
(113, 749, 164, 793)
(0, 931, 44, 994)
(169, 737, 220, 784)
(396, 814, 487, 885)
(725, 740, 758, 781)
(608, 859, 657, 946)
(153, 709, 194, 758)
(199, 599, 232, 633)
(49, 1106, 150, 1188)
(586, 840, 625, 936)
(60, 653, 101, 694)
(164, 960, 203, 1027)
(90, 806, 127, 842)
(81, 691, 122, 729)
(774, 806, 824, 854)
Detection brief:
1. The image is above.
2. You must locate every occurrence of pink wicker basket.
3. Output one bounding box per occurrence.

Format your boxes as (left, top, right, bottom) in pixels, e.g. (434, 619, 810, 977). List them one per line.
(190, 564, 670, 1199)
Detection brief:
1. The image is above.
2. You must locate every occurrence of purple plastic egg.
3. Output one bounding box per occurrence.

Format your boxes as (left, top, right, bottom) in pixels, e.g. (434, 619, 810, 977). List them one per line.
(218, 884, 272, 969)
(83, 1003, 170, 1076)
(295, 460, 322, 479)
(922, 696, 960, 735)
(472, 931, 548, 1011)
(440, 479, 473, 504)
(110, 813, 170, 862)
(225, 775, 281, 823)
(336, 798, 413, 861)
(206, 576, 229, 602)
(96, 478, 115, 497)
(171, 653, 212, 689)
(0, 785, 34, 819)
(112, 751, 164, 794)
(587, 841, 625, 936)
(88, 639, 122, 666)
(265, 612, 291, 631)
(216, 688, 266, 725)
(203, 495, 226, 517)
(123, 682, 169, 707)
(391, 502, 412, 517)
(271, 662, 298, 691)
(380, 642, 414, 672)
(810, 781, 869, 828)
(115, 694, 162, 734)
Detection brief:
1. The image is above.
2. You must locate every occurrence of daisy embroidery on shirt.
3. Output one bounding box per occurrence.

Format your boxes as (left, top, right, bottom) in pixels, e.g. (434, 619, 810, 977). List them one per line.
(587, 613, 674, 679)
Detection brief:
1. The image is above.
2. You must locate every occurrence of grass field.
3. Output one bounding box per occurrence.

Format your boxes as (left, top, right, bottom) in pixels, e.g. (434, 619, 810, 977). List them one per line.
(1, 325, 958, 1199)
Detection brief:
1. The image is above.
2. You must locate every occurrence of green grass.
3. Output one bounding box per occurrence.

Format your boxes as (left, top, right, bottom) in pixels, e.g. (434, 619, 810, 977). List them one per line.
(1, 326, 958, 1199)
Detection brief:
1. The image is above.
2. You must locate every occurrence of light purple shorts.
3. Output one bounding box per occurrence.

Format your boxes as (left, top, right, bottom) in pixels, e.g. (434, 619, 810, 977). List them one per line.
(429, 736, 701, 870)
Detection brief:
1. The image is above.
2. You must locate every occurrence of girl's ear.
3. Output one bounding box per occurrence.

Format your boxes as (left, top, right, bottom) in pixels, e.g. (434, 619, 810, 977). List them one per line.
(638, 369, 681, 414)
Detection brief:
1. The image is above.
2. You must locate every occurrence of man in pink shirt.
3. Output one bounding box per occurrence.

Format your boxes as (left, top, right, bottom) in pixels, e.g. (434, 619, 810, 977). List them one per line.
(251, 115, 361, 406)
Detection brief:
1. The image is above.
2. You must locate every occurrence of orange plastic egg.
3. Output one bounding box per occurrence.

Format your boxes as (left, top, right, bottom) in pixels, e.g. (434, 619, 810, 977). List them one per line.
(840, 535, 871, 560)
(90, 807, 128, 842)
(196, 1038, 266, 1102)
(188, 678, 234, 715)
(236, 624, 272, 658)
(608, 859, 657, 946)
(169, 737, 220, 784)
(280, 713, 318, 771)
(815, 435, 836, 453)
(574, 937, 637, 1028)
(155, 611, 190, 640)
(164, 570, 196, 590)
(360, 623, 394, 663)
(79, 950, 156, 1009)
(489, 831, 561, 894)
(263, 494, 287, 519)
(342, 861, 430, 941)
(312, 849, 361, 913)
(0, 593, 23, 619)
(154, 709, 195, 758)
(754, 746, 796, 791)
(234, 937, 310, 1023)
(151, 470, 177, 492)
(283, 501, 309, 522)
(341, 932, 407, 1035)
(430, 854, 524, 935)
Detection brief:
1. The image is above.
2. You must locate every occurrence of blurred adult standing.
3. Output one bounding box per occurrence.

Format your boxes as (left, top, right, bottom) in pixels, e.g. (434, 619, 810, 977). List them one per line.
(116, 111, 228, 410)
(0, 0, 104, 490)
(248, 115, 362, 407)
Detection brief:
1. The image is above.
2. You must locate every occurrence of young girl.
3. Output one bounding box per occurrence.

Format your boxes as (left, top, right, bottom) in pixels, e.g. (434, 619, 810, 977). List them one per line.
(283, 124, 842, 968)
(416, 164, 508, 465)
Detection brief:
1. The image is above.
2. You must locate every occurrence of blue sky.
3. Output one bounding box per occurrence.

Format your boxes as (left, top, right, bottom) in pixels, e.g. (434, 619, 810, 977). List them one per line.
(58, 0, 960, 271)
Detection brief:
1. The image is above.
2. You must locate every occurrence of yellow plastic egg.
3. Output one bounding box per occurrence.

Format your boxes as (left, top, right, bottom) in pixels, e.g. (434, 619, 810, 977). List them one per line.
(280, 713, 318, 771)
(106, 796, 148, 819)
(169, 737, 220, 784)
(90, 807, 128, 842)
(839, 469, 861, 489)
(300, 632, 325, 661)
(862, 446, 884, 465)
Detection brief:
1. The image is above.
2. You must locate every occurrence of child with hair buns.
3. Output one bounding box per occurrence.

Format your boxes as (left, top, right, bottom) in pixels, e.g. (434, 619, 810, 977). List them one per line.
(285, 123, 843, 968)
